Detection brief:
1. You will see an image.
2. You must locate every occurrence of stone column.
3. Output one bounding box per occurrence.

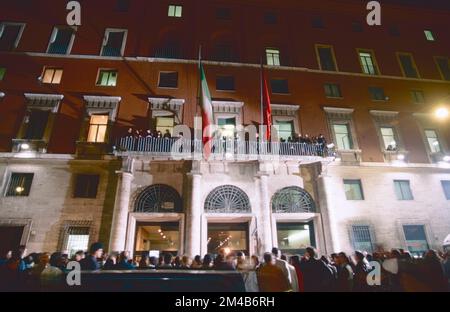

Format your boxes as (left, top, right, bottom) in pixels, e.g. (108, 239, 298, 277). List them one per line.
(109, 171, 134, 253)
(186, 171, 202, 257)
(257, 172, 273, 254)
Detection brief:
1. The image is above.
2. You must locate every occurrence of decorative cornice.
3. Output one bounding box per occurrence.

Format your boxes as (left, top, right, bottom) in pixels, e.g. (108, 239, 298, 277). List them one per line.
(323, 107, 354, 114)
(24, 93, 64, 101)
(24, 93, 64, 113)
(272, 104, 300, 111)
(369, 110, 399, 117)
(83, 95, 121, 121)
(212, 100, 244, 108)
(148, 97, 185, 106)
(83, 95, 122, 103)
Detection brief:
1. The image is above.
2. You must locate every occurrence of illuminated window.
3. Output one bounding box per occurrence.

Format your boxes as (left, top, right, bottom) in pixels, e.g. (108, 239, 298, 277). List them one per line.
(101, 29, 127, 56)
(424, 30, 435, 41)
(218, 117, 236, 138)
(277, 222, 315, 255)
(47, 26, 74, 54)
(0, 22, 25, 51)
(0, 67, 5, 80)
(351, 226, 373, 253)
(316, 45, 337, 71)
(424, 129, 441, 153)
(41, 67, 63, 84)
(344, 179, 364, 200)
(333, 123, 353, 150)
(208, 223, 249, 255)
(6, 173, 34, 197)
(275, 120, 294, 141)
(87, 115, 108, 143)
(135, 223, 180, 256)
(358, 50, 379, 75)
(156, 117, 175, 135)
(324, 83, 342, 98)
(398, 53, 419, 78)
(96, 69, 118, 86)
(66, 227, 90, 257)
(168, 5, 183, 17)
(394, 180, 413, 200)
(380, 127, 397, 150)
(266, 48, 280, 66)
(403, 225, 428, 256)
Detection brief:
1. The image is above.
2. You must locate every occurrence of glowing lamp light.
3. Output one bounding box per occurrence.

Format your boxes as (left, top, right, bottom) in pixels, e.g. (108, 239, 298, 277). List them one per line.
(15, 186, 25, 193)
(21, 143, 30, 150)
(158, 229, 162, 233)
(435, 107, 449, 120)
(397, 154, 406, 161)
(224, 248, 231, 255)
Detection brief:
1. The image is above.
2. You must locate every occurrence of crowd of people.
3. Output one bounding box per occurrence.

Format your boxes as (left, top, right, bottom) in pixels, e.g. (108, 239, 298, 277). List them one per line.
(1, 243, 448, 292)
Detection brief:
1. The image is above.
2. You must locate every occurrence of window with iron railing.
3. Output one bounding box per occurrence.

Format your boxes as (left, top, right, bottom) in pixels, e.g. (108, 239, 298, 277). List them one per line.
(6, 173, 34, 197)
(101, 29, 126, 57)
(0, 22, 25, 51)
(47, 27, 74, 55)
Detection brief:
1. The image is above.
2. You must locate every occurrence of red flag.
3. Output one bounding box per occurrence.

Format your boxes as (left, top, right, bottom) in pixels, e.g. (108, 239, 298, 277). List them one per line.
(261, 69, 272, 140)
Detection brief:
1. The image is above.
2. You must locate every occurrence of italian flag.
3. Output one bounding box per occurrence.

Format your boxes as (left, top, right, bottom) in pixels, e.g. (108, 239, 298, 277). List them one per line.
(199, 63, 214, 145)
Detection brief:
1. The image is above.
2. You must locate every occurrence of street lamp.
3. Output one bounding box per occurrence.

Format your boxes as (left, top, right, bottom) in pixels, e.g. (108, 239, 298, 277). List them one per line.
(435, 107, 449, 120)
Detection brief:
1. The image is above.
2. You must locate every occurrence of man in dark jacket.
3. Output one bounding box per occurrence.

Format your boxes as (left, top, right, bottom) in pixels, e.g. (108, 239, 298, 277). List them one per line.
(79, 242, 103, 271)
(299, 247, 333, 292)
(115, 251, 136, 270)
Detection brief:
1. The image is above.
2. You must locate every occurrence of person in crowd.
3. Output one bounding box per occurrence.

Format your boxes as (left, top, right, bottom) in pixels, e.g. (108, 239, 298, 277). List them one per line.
(281, 254, 299, 292)
(202, 254, 213, 269)
(336, 252, 354, 292)
(289, 255, 305, 292)
(353, 251, 372, 292)
(103, 254, 117, 270)
(139, 254, 150, 269)
(158, 253, 173, 269)
(79, 242, 103, 271)
(271, 248, 292, 289)
(321, 255, 338, 291)
(257, 253, 291, 292)
(422, 249, 447, 292)
(299, 247, 333, 292)
(0, 250, 12, 266)
(145, 130, 153, 138)
(71, 250, 85, 262)
(191, 255, 203, 269)
(180, 256, 190, 269)
(173, 256, 182, 268)
(251, 255, 260, 270)
(149, 256, 158, 269)
(214, 253, 236, 271)
(40, 253, 64, 286)
(164, 129, 172, 139)
(236, 252, 247, 270)
(115, 251, 136, 270)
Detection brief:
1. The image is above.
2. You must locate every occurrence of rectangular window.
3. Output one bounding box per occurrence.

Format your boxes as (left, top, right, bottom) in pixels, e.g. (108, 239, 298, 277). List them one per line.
(96, 69, 118, 87)
(0, 22, 25, 51)
(270, 79, 289, 94)
(156, 117, 175, 135)
(351, 226, 373, 252)
(275, 120, 294, 141)
(41, 67, 63, 84)
(316, 45, 337, 71)
(158, 72, 178, 88)
(397, 53, 419, 78)
(6, 173, 34, 197)
(277, 222, 315, 255)
(218, 117, 236, 138)
(435, 57, 450, 81)
(403, 225, 428, 256)
(394, 180, 413, 200)
(442, 181, 450, 200)
(411, 90, 426, 104)
(24, 109, 50, 140)
(47, 26, 74, 55)
(101, 29, 126, 57)
(264, 12, 277, 24)
(168, 5, 183, 17)
(216, 76, 235, 91)
(74, 174, 100, 198)
(424, 129, 441, 153)
(358, 50, 379, 75)
(324, 83, 342, 98)
(333, 123, 353, 150)
(380, 127, 397, 150)
(87, 115, 108, 143)
(216, 8, 231, 20)
(266, 48, 280, 66)
(0, 67, 5, 80)
(344, 179, 364, 200)
(424, 30, 435, 41)
(369, 86, 386, 101)
(66, 227, 90, 257)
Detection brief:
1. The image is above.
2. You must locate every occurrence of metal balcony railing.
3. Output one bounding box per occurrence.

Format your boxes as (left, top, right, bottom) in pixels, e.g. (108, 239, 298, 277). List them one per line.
(115, 137, 332, 160)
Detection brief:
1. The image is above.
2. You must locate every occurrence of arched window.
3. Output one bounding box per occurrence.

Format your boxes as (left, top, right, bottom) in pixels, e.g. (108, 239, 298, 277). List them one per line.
(272, 187, 316, 213)
(204, 185, 251, 213)
(135, 184, 183, 213)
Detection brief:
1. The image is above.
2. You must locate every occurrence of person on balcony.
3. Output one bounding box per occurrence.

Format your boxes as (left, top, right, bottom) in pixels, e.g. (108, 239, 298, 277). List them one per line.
(163, 129, 172, 139)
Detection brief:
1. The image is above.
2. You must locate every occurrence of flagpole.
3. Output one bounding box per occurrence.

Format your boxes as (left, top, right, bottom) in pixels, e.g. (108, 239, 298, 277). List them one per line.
(260, 57, 264, 141)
